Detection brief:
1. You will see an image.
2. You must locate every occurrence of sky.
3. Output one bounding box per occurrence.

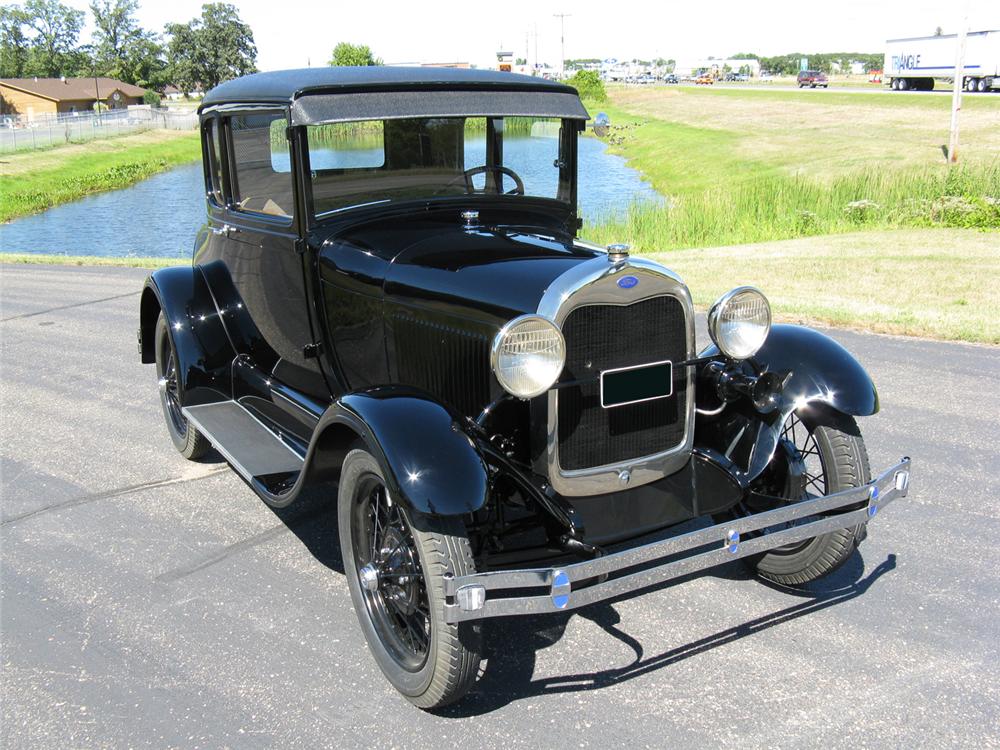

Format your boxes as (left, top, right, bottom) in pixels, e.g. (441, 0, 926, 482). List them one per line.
(62, 0, 1000, 71)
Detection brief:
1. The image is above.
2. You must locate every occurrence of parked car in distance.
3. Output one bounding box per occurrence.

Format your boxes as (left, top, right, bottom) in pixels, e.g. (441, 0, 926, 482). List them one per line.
(664, 73, 679, 84)
(695, 74, 714, 84)
(797, 70, 829, 88)
(139, 67, 911, 709)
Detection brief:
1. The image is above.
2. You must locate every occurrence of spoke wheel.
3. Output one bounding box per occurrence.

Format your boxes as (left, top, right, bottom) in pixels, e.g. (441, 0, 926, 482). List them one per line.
(153, 312, 209, 460)
(352, 477, 431, 671)
(338, 447, 481, 708)
(725, 410, 871, 586)
(160, 345, 187, 438)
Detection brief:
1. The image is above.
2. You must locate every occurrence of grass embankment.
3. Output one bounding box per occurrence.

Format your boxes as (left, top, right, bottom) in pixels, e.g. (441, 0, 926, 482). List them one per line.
(0, 130, 201, 223)
(583, 87, 1000, 250)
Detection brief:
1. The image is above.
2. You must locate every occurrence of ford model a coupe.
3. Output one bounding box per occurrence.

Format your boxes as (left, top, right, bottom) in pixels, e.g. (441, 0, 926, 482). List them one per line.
(138, 68, 910, 707)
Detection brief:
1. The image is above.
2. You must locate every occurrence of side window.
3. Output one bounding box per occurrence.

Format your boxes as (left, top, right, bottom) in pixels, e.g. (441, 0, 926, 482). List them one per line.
(228, 112, 294, 219)
(204, 118, 225, 206)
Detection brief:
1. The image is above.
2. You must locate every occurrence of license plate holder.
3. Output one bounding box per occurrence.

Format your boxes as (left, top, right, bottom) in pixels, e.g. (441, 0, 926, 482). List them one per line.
(600, 360, 674, 409)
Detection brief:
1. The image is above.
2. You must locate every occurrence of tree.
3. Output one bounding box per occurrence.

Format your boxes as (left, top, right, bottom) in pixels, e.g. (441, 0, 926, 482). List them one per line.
(0, 4, 30, 77)
(90, 0, 164, 85)
(165, 3, 256, 92)
(22, 0, 84, 76)
(564, 69, 606, 102)
(934, 26, 943, 36)
(328, 41, 381, 67)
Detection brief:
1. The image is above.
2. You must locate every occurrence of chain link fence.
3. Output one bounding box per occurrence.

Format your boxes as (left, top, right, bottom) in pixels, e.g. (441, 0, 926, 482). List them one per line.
(0, 106, 199, 154)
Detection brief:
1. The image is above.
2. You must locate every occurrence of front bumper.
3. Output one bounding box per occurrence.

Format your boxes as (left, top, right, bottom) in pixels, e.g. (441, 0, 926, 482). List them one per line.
(444, 457, 911, 623)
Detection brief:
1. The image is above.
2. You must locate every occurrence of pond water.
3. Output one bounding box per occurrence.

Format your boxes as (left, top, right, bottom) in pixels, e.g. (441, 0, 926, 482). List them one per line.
(0, 135, 660, 258)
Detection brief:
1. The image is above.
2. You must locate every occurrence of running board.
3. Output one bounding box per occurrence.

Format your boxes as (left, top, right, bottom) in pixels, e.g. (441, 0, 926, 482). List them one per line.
(182, 401, 304, 483)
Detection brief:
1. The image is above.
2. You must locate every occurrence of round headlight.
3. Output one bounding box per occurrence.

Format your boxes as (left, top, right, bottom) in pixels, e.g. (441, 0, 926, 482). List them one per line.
(491, 315, 566, 399)
(708, 287, 772, 360)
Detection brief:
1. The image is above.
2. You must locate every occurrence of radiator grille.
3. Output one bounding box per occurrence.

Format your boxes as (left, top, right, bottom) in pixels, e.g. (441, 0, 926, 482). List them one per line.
(557, 296, 688, 471)
(393, 315, 491, 418)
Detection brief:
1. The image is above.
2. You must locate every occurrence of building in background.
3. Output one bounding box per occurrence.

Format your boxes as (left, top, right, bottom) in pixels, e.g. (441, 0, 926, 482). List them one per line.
(0, 77, 150, 120)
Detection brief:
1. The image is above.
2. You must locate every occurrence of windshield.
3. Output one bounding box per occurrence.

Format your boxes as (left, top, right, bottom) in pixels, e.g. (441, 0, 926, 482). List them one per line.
(302, 117, 574, 216)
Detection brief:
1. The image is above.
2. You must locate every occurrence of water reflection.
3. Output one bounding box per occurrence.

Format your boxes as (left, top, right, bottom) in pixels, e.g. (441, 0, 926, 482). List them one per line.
(1, 136, 660, 258)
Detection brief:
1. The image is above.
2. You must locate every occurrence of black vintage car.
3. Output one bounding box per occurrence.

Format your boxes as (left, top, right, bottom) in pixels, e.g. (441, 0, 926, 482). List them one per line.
(138, 67, 910, 708)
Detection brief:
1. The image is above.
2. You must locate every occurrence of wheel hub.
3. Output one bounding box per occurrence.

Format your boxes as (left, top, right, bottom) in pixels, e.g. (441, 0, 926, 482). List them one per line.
(359, 563, 379, 592)
(376, 527, 421, 616)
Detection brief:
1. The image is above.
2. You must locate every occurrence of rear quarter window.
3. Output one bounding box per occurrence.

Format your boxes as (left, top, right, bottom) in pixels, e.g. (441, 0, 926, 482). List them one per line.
(228, 112, 295, 219)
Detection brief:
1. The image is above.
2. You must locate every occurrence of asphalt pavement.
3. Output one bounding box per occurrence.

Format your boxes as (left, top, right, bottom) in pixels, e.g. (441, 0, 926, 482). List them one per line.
(2, 263, 998, 748)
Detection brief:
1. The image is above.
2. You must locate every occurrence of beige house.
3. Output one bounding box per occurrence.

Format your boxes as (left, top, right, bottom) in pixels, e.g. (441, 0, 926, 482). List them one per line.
(0, 77, 150, 120)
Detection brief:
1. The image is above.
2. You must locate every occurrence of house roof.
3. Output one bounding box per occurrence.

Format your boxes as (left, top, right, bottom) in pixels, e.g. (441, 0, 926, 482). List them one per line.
(201, 66, 578, 107)
(0, 77, 149, 102)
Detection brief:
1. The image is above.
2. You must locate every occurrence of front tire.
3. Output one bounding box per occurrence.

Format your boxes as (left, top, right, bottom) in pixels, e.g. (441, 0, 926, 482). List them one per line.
(154, 313, 210, 460)
(729, 411, 870, 586)
(338, 448, 481, 708)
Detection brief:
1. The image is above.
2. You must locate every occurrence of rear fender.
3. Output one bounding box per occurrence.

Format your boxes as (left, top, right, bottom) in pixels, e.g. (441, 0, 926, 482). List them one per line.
(139, 266, 235, 405)
(700, 324, 878, 481)
(303, 388, 489, 517)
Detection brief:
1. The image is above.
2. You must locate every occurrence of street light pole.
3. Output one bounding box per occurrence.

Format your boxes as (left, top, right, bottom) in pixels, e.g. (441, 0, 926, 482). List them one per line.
(553, 13, 571, 78)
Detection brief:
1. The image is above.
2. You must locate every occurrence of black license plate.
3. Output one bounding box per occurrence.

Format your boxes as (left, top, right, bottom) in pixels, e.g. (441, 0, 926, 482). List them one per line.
(600, 360, 674, 409)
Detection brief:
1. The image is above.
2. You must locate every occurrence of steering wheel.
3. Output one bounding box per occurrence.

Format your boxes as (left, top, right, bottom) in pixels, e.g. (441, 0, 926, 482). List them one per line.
(460, 165, 525, 196)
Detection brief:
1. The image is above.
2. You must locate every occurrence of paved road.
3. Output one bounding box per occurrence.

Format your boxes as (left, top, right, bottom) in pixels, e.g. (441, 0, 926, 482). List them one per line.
(2, 264, 998, 748)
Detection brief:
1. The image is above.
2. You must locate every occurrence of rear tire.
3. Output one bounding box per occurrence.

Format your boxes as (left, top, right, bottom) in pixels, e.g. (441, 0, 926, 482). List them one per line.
(338, 448, 481, 708)
(976, 78, 988, 92)
(898, 78, 909, 91)
(154, 313, 210, 460)
(727, 411, 870, 586)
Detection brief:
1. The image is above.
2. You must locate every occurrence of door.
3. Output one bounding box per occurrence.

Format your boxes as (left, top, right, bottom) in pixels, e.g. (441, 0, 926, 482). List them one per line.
(196, 109, 330, 435)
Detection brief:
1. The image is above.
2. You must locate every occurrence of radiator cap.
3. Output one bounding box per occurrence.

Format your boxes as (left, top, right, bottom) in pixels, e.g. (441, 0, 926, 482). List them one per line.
(607, 243, 630, 262)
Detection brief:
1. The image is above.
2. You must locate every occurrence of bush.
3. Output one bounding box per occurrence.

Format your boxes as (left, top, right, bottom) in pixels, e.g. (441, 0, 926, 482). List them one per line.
(565, 70, 607, 102)
(143, 90, 162, 108)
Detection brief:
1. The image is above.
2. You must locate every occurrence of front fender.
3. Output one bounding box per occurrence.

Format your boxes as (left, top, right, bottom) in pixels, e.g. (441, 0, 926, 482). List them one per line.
(752, 324, 878, 417)
(139, 266, 234, 405)
(307, 389, 489, 517)
(701, 324, 878, 481)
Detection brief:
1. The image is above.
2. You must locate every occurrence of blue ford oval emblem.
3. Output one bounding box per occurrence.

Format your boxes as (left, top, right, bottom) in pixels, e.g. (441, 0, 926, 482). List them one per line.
(618, 275, 639, 289)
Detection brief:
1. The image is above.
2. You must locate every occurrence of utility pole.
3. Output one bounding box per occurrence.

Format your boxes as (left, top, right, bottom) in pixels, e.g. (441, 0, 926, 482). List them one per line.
(948, 6, 970, 164)
(553, 13, 571, 77)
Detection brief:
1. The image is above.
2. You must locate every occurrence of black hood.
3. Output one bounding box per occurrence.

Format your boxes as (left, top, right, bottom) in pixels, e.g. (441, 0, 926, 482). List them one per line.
(322, 209, 602, 325)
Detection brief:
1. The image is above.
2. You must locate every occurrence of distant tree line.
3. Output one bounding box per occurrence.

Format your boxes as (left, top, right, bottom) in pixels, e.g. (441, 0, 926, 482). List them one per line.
(0, 0, 257, 92)
(730, 51, 883, 74)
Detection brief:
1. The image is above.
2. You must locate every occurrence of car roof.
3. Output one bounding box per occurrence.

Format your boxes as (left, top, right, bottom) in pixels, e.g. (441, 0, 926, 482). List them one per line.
(201, 66, 577, 108)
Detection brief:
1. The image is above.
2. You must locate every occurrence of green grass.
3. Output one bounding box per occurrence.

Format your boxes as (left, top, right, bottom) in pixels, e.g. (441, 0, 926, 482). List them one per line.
(0, 253, 182, 268)
(1, 131, 201, 222)
(581, 94, 1000, 250)
(646, 228, 1000, 344)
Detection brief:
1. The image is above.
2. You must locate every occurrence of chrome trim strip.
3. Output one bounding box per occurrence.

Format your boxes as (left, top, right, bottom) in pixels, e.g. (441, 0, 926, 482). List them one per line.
(444, 458, 911, 622)
(537, 255, 695, 496)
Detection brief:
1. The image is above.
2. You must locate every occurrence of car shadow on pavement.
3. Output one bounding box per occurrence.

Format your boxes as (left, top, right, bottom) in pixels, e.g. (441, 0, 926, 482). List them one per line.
(261, 482, 346, 574)
(437, 551, 897, 717)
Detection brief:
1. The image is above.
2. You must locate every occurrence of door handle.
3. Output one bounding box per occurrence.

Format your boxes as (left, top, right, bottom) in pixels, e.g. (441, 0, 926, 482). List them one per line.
(211, 224, 236, 237)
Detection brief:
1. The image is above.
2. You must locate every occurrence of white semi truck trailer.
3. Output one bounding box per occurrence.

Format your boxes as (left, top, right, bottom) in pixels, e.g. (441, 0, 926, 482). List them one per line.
(885, 30, 999, 92)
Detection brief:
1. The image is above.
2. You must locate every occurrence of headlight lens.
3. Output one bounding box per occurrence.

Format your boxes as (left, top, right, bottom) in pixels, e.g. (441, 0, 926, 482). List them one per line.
(491, 315, 566, 399)
(708, 287, 772, 359)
